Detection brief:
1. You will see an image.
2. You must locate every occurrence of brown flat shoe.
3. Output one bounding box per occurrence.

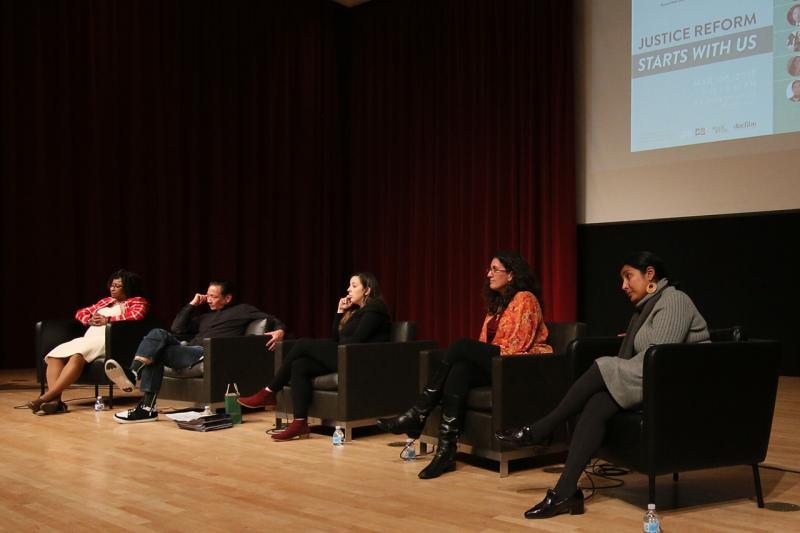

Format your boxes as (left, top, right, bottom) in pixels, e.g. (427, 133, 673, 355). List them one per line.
(26, 398, 45, 413)
(38, 400, 69, 415)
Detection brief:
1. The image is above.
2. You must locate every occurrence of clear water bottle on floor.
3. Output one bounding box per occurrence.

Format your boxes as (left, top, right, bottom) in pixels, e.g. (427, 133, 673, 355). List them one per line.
(400, 438, 416, 461)
(332, 426, 345, 446)
(643, 503, 661, 533)
(94, 396, 104, 411)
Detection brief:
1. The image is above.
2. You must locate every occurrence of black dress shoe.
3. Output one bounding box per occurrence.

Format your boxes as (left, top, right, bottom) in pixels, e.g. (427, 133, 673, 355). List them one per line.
(495, 424, 542, 447)
(524, 489, 584, 519)
(376, 411, 425, 439)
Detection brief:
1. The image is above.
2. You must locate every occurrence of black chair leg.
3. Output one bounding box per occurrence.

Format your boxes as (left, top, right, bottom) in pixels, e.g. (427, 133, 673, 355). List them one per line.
(672, 472, 679, 482)
(649, 475, 656, 504)
(108, 384, 114, 409)
(94, 383, 99, 401)
(752, 464, 765, 508)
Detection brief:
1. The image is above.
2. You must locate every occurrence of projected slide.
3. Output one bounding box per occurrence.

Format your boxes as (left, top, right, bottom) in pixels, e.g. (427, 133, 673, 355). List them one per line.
(631, 0, 800, 152)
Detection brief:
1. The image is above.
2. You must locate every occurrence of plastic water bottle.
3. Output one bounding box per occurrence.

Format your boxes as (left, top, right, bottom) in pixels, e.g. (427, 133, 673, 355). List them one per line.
(643, 503, 661, 533)
(332, 426, 345, 446)
(94, 396, 104, 411)
(400, 438, 416, 461)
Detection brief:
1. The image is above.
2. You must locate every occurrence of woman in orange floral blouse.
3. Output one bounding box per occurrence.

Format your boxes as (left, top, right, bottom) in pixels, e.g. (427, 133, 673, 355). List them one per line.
(378, 251, 551, 478)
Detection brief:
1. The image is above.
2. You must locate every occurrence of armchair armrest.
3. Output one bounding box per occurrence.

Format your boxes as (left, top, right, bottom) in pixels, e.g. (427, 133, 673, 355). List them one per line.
(419, 348, 445, 391)
(492, 354, 570, 432)
(337, 340, 437, 420)
(104, 317, 161, 368)
(273, 339, 300, 370)
(35, 319, 87, 384)
(202, 335, 277, 403)
(642, 340, 781, 472)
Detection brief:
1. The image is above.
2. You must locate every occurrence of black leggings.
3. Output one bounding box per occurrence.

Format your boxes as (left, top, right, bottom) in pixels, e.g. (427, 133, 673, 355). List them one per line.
(440, 338, 498, 404)
(268, 339, 338, 419)
(524, 363, 622, 497)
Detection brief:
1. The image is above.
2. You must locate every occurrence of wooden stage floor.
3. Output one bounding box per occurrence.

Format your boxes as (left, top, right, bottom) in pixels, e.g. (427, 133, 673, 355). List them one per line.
(1, 370, 798, 532)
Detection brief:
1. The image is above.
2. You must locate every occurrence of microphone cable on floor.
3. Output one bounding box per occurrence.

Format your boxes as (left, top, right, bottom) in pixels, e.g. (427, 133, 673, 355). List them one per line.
(579, 459, 629, 501)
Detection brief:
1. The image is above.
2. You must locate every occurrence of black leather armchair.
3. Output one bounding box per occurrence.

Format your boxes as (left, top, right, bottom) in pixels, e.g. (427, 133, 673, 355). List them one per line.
(36, 317, 161, 407)
(419, 322, 588, 477)
(567, 328, 781, 507)
(157, 318, 276, 407)
(274, 321, 437, 440)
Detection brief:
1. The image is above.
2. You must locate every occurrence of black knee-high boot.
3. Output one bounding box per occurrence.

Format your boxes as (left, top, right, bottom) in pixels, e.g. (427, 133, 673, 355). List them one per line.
(418, 393, 462, 479)
(377, 360, 450, 439)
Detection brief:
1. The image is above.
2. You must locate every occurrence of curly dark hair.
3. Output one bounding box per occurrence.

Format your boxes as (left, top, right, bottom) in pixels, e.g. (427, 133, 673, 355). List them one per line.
(483, 251, 542, 314)
(107, 269, 144, 298)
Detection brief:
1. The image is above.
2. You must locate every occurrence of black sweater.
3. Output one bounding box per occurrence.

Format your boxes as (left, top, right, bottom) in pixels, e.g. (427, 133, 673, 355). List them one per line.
(171, 303, 286, 346)
(331, 298, 391, 344)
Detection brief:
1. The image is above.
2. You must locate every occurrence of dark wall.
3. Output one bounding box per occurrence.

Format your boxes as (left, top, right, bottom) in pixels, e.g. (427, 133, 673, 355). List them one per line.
(577, 210, 800, 375)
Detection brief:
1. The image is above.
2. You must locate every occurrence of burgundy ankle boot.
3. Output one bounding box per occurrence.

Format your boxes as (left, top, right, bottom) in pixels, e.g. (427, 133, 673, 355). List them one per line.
(271, 419, 310, 441)
(238, 388, 277, 409)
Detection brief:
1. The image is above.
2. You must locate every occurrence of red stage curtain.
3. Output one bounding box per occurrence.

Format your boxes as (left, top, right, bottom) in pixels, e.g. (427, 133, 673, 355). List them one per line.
(0, 0, 352, 368)
(1, 0, 576, 368)
(349, 0, 577, 344)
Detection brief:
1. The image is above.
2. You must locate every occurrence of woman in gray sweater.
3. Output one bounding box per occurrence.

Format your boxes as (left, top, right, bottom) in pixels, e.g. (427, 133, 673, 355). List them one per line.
(496, 251, 709, 519)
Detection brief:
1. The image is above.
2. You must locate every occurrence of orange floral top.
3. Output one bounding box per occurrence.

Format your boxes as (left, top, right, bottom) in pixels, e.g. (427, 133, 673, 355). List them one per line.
(479, 291, 552, 355)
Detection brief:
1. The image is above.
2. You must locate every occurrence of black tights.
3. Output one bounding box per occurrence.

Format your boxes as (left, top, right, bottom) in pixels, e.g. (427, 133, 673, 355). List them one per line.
(439, 338, 497, 405)
(268, 339, 338, 419)
(524, 363, 621, 497)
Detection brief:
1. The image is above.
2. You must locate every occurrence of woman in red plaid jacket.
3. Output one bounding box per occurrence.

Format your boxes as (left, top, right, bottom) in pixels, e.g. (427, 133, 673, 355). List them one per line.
(27, 269, 149, 415)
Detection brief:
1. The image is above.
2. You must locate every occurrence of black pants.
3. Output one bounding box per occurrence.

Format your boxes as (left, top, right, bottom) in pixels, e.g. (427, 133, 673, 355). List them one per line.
(526, 362, 622, 496)
(439, 338, 498, 407)
(268, 339, 338, 419)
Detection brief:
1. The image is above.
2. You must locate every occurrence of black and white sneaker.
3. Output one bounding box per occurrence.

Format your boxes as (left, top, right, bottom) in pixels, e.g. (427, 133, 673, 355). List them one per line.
(105, 359, 136, 392)
(114, 404, 158, 424)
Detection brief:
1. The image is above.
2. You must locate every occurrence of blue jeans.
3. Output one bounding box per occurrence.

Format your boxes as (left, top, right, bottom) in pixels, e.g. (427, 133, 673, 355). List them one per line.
(135, 328, 204, 394)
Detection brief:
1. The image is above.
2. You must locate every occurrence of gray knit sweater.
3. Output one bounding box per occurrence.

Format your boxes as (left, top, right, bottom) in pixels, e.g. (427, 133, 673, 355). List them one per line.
(596, 282, 710, 409)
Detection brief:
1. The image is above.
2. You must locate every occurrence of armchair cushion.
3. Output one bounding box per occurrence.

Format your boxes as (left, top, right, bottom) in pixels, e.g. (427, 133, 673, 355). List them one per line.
(311, 373, 339, 391)
(245, 318, 268, 336)
(466, 386, 492, 412)
(164, 363, 204, 379)
(391, 321, 417, 342)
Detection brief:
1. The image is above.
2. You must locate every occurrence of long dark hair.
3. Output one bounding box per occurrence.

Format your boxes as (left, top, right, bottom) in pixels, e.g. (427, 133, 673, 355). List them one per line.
(107, 269, 144, 298)
(340, 272, 383, 328)
(483, 251, 542, 314)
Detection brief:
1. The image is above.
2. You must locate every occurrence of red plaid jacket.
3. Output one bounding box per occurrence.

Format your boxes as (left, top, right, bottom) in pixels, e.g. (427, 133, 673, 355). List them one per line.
(74, 297, 150, 326)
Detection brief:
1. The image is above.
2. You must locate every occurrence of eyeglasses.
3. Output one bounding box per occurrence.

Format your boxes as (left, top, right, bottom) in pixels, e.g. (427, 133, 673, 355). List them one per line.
(486, 267, 509, 275)
(109, 283, 124, 289)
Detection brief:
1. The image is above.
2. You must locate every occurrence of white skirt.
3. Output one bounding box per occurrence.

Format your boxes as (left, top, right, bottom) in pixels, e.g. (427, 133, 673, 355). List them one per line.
(45, 303, 123, 363)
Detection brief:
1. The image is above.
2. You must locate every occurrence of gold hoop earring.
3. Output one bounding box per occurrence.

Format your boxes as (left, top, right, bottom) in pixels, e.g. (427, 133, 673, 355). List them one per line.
(646, 282, 657, 294)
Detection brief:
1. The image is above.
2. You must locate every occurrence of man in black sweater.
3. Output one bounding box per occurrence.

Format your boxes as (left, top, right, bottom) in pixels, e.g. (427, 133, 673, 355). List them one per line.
(105, 280, 286, 423)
